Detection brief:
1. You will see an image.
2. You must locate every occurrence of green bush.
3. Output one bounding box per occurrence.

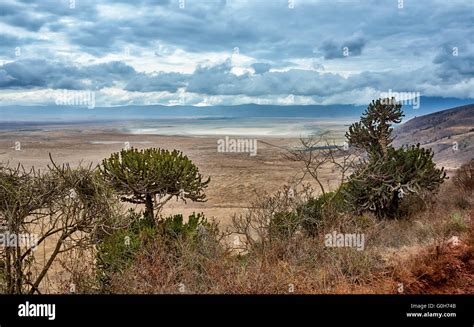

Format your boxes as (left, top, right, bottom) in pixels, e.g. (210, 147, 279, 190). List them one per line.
(96, 211, 216, 291)
(269, 211, 300, 239)
(444, 212, 468, 235)
(396, 193, 427, 218)
(297, 194, 328, 236)
(344, 145, 446, 218)
(96, 211, 155, 291)
(157, 212, 218, 245)
(296, 189, 349, 236)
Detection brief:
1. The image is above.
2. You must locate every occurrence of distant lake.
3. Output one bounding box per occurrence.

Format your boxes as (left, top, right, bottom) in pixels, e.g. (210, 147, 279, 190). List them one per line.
(120, 117, 352, 138)
(0, 117, 352, 138)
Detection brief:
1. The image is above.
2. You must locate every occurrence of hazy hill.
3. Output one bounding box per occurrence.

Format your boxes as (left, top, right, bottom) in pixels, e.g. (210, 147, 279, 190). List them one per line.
(394, 104, 474, 170)
(1, 96, 472, 122)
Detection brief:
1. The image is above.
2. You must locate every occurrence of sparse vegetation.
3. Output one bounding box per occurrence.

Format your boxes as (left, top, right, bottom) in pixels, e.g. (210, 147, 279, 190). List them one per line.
(95, 210, 219, 292)
(1, 99, 472, 295)
(104, 178, 472, 294)
(453, 159, 474, 193)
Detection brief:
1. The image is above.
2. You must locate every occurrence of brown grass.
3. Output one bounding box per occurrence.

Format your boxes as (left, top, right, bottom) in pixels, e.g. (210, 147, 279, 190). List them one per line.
(100, 179, 473, 294)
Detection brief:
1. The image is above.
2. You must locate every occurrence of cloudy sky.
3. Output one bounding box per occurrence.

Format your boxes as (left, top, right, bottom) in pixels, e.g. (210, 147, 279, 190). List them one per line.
(0, 0, 473, 107)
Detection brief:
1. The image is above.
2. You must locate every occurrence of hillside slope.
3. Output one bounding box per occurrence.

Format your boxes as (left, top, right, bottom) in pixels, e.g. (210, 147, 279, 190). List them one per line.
(394, 104, 474, 170)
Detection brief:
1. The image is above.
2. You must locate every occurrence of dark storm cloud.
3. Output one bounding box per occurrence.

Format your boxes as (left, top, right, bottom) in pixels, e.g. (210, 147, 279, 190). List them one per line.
(2, 0, 473, 60)
(319, 35, 366, 59)
(0, 59, 80, 88)
(0, 0, 473, 103)
(0, 59, 137, 89)
(433, 44, 474, 80)
(0, 57, 348, 96)
(0, 2, 47, 31)
(0, 55, 468, 101)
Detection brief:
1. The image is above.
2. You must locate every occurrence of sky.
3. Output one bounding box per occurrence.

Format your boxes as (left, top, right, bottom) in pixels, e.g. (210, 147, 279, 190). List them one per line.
(0, 0, 473, 107)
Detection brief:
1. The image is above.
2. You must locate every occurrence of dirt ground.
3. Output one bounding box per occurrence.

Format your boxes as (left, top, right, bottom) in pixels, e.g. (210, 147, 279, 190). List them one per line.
(396, 210, 474, 294)
(0, 125, 345, 225)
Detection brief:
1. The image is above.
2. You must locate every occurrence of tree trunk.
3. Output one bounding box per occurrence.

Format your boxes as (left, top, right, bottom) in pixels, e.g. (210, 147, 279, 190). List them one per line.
(145, 193, 154, 220)
(379, 136, 388, 161)
(5, 215, 13, 294)
(388, 193, 400, 218)
(15, 244, 22, 294)
(5, 246, 12, 294)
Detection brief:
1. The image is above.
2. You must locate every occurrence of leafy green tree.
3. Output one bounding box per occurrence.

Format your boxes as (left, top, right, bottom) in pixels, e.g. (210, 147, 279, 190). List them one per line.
(100, 148, 210, 220)
(344, 98, 446, 218)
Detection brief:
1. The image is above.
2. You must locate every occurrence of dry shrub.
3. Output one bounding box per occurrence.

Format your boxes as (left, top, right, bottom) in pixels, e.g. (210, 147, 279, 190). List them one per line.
(110, 234, 385, 294)
(56, 247, 99, 294)
(393, 216, 474, 294)
(453, 159, 474, 192)
(230, 184, 313, 249)
(108, 185, 384, 294)
(104, 172, 473, 294)
(386, 205, 474, 294)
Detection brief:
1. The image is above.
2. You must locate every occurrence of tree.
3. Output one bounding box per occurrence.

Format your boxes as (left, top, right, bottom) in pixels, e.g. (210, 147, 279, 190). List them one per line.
(344, 98, 446, 218)
(100, 148, 210, 221)
(345, 145, 446, 217)
(346, 98, 404, 160)
(0, 158, 117, 294)
(285, 135, 360, 197)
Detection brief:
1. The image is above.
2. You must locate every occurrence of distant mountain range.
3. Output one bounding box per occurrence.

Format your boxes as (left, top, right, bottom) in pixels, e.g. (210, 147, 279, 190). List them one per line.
(0, 96, 472, 122)
(1, 97, 473, 169)
(394, 104, 474, 170)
